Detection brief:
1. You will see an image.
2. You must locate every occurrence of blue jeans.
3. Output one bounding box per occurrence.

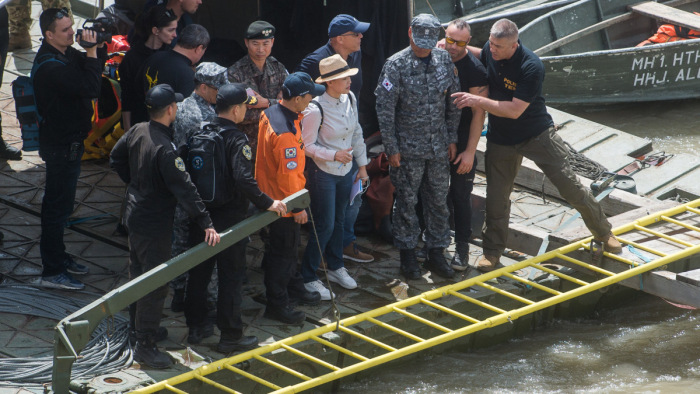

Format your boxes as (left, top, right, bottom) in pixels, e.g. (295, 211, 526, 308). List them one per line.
(343, 160, 362, 248)
(301, 160, 353, 283)
(39, 144, 83, 277)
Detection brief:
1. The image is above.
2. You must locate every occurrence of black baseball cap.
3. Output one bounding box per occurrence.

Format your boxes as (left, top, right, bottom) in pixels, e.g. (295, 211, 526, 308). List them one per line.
(145, 84, 184, 110)
(282, 72, 325, 98)
(217, 83, 258, 106)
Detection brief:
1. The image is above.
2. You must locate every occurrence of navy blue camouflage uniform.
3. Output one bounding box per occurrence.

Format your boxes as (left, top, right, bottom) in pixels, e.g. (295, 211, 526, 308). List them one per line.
(375, 47, 460, 250)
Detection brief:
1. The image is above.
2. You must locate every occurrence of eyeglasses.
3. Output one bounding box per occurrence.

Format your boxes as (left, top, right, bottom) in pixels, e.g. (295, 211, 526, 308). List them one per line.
(445, 36, 468, 47)
(340, 32, 361, 37)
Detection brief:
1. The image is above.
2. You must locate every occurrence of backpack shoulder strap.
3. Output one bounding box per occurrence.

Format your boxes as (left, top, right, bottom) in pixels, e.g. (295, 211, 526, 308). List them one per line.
(310, 99, 323, 127)
(30, 54, 66, 80)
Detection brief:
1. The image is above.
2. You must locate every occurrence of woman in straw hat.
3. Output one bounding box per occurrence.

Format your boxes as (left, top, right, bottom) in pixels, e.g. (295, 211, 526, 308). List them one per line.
(300, 54, 370, 300)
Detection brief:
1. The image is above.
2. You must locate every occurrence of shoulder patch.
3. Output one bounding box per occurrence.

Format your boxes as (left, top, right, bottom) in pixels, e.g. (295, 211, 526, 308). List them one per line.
(382, 78, 393, 91)
(454, 67, 459, 77)
(242, 145, 252, 160)
(175, 157, 186, 171)
(286, 160, 298, 170)
(285, 147, 297, 159)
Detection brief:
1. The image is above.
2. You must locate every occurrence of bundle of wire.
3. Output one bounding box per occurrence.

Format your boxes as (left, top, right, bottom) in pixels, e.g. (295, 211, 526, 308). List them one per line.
(0, 284, 132, 386)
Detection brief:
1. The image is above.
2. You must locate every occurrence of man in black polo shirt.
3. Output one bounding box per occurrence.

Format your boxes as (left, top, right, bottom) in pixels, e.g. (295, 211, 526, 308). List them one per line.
(441, 19, 488, 272)
(453, 18, 621, 272)
(133, 24, 209, 124)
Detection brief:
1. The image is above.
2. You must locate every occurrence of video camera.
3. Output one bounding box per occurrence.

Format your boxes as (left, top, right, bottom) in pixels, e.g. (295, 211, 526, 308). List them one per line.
(76, 18, 114, 48)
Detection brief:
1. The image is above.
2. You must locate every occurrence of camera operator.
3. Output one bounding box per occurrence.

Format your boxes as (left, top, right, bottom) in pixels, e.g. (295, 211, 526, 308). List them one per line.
(33, 8, 106, 290)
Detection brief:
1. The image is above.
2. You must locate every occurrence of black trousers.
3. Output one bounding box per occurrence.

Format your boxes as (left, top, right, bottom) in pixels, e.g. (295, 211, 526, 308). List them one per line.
(449, 155, 477, 243)
(128, 229, 171, 333)
(184, 207, 245, 339)
(262, 217, 306, 309)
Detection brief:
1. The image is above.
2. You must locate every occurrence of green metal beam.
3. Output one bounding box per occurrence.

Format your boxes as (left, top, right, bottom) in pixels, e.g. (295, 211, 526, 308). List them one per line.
(51, 189, 310, 393)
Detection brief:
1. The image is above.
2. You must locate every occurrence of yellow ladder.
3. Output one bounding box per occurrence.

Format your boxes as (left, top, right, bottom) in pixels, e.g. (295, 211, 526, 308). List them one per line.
(135, 199, 700, 394)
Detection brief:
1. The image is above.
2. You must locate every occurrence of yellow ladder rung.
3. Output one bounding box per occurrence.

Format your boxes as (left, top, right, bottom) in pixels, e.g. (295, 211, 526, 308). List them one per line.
(337, 325, 397, 352)
(392, 306, 453, 333)
(617, 238, 667, 257)
(662, 215, 700, 234)
(601, 252, 643, 267)
(420, 299, 481, 324)
(163, 384, 187, 394)
(225, 365, 282, 391)
(280, 343, 340, 371)
(501, 272, 561, 296)
(310, 335, 369, 362)
(193, 373, 240, 394)
(554, 253, 614, 277)
(685, 206, 700, 216)
(447, 289, 507, 314)
(634, 224, 695, 247)
(476, 282, 536, 305)
(367, 316, 425, 342)
(253, 354, 312, 381)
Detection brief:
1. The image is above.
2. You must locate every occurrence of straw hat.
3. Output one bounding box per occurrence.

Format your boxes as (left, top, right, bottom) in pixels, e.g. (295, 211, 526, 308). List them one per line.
(315, 54, 358, 83)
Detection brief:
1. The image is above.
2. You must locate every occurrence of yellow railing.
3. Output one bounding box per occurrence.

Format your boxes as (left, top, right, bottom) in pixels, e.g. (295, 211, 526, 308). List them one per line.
(135, 199, 700, 394)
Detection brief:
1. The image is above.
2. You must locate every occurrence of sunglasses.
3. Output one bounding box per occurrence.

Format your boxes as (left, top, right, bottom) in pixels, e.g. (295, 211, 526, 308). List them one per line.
(445, 36, 468, 47)
(51, 7, 70, 21)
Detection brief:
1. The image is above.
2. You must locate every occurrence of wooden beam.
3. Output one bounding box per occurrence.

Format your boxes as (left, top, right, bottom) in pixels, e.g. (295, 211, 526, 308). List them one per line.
(677, 268, 700, 286)
(535, 13, 634, 55)
(630, 1, 700, 31)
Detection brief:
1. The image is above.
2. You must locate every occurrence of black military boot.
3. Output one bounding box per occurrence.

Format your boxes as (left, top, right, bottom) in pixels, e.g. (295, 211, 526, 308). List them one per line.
(133, 330, 173, 369)
(217, 331, 258, 354)
(400, 249, 421, 280)
(0, 135, 21, 161)
(451, 241, 471, 272)
(426, 248, 455, 279)
(264, 305, 305, 324)
(187, 322, 214, 344)
(129, 326, 168, 346)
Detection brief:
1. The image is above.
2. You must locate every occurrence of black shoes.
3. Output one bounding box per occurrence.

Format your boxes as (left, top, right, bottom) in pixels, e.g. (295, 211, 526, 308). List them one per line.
(400, 248, 422, 280)
(0, 137, 21, 161)
(133, 331, 173, 369)
(217, 335, 258, 354)
(187, 322, 215, 344)
(170, 289, 185, 312)
(451, 241, 471, 272)
(130, 326, 168, 346)
(264, 305, 305, 324)
(426, 248, 456, 279)
(289, 289, 321, 306)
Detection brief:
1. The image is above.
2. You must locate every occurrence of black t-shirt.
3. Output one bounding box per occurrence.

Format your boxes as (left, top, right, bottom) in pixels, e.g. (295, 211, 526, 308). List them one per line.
(481, 40, 553, 145)
(134, 49, 194, 124)
(454, 52, 487, 149)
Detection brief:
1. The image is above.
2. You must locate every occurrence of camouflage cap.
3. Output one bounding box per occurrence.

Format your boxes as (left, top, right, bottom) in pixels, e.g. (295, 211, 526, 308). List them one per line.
(410, 13, 441, 49)
(194, 62, 228, 89)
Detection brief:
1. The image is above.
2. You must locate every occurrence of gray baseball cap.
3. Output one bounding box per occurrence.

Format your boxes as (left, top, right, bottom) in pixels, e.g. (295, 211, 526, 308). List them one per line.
(194, 62, 228, 89)
(411, 14, 441, 49)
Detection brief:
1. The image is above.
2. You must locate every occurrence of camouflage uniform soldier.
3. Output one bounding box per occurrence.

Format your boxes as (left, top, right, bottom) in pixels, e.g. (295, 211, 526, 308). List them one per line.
(7, 0, 72, 50)
(227, 21, 287, 161)
(375, 14, 460, 280)
(169, 62, 228, 311)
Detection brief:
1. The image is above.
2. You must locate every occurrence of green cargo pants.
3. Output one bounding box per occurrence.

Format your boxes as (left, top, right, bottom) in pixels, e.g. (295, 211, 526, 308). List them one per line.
(482, 126, 612, 256)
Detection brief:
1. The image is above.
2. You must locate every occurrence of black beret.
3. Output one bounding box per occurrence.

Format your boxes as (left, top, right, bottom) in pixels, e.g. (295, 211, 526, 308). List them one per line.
(246, 20, 275, 39)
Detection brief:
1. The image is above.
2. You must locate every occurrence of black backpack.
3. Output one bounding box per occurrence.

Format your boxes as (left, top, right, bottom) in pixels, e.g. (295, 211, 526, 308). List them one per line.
(186, 123, 231, 206)
(310, 91, 355, 127)
(11, 55, 66, 151)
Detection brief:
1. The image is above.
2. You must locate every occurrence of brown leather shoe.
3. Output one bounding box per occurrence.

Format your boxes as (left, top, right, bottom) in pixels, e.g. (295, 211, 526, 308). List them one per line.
(597, 232, 622, 254)
(475, 254, 501, 272)
(343, 242, 374, 263)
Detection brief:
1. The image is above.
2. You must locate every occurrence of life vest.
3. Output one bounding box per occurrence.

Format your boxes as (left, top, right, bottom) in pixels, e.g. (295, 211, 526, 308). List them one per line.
(637, 17, 700, 46)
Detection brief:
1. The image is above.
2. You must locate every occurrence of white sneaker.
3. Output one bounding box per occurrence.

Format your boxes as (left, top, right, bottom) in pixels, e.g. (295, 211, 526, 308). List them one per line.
(305, 280, 334, 301)
(326, 267, 357, 289)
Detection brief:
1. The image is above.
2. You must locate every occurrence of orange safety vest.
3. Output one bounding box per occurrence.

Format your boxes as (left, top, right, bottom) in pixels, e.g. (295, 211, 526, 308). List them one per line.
(637, 19, 700, 46)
